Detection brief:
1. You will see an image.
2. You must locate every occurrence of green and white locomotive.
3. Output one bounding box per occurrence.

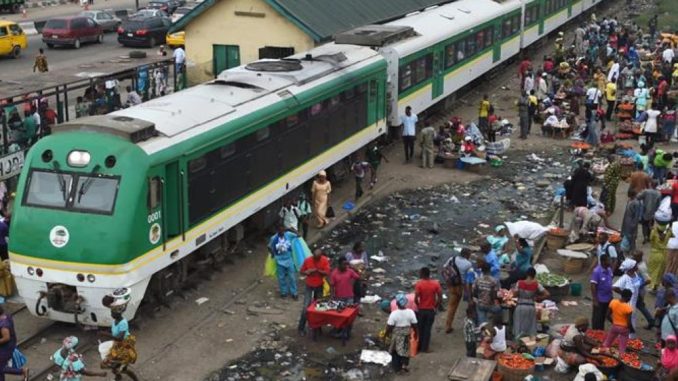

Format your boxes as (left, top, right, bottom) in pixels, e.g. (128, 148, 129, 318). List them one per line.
(10, 0, 605, 325)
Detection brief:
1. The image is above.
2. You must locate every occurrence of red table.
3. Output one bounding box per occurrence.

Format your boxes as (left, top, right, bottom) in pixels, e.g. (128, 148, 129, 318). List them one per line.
(306, 301, 359, 345)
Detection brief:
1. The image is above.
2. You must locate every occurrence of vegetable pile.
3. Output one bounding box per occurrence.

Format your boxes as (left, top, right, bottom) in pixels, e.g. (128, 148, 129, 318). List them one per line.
(619, 353, 641, 369)
(613, 338, 644, 351)
(536, 273, 569, 287)
(497, 354, 534, 370)
(585, 330, 606, 343)
(587, 356, 619, 368)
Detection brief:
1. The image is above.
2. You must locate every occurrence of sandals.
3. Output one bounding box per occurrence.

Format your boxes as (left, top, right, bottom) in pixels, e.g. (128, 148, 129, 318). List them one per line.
(22, 369, 29, 381)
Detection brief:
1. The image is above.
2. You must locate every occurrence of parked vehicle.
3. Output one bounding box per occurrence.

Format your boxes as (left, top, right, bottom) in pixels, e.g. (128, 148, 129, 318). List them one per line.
(170, 6, 193, 23)
(147, 0, 179, 15)
(0, 21, 27, 58)
(165, 30, 184, 48)
(131, 8, 169, 18)
(117, 17, 171, 48)
(80, 10, 121, 32)
(42, 16, 104, 49)
(0, 0, 24, 13)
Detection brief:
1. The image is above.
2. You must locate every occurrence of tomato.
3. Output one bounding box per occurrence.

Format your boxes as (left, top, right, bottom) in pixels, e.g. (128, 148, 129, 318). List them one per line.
(498, 354, 534, 370)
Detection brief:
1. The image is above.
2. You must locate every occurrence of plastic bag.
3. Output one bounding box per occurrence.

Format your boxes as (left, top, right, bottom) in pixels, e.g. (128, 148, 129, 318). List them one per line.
(291, 237, 312, 271)
(554, 356, 570, 373)
(9, 348, 26, 369)
(98, 340, 114, 361)
(655, 196, 672, 223)
(573, 363, 605, 381)
(504, 221, 549, 241)
(409, 330, 418, 358)
(263, 256, 277, 278)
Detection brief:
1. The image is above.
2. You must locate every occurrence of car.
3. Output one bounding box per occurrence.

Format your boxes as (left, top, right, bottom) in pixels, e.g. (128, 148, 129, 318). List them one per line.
(117, 17, 171, 48)
(42, 16, 103, 49)
(170, 6, 193, 23)
(0, 21, 27, 58)
(147, 0, 178, 14)
(165, 30, 184, 48)
(79, 10, 121, 32)
(131, 8, 169, 18)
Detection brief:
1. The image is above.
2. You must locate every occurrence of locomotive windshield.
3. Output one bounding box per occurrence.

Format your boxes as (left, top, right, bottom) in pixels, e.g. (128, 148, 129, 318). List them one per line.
(23, 169, 120, 214)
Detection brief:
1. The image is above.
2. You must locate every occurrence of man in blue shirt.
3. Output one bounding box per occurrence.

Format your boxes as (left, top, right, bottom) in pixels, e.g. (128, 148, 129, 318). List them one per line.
(267, 225, 298, 299)
(480, 242, 500, 280)
(400, 106, 418, 162)
(590, 254, 614, 330)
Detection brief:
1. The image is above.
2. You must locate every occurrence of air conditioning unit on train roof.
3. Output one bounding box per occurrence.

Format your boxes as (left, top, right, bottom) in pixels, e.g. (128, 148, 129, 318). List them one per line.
(334, 25, 416, 47)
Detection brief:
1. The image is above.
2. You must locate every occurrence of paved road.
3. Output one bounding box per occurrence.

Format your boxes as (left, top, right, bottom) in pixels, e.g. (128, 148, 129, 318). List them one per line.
(0, 0, 149, 23)
(0, 31, 154, 78)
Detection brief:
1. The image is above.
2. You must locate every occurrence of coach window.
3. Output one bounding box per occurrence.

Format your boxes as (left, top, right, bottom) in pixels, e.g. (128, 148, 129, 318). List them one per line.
(484, 27, 493, 48)
(148, 177, 162, 210)
(502, 19, 511, 38)
(512, 15, 520, 34)
(310, 102, 323, 117)
(188, 156, 207, 173)
(445, 44, 455, 67)
(220, 143, 236, 159)
(255, 126, 270, 142)
(476, 31, 485, 50)
(399, 63, 413, 91)
(455, 40, 465, 62)
(465, 35, 477, 57)
(413, 59, 425, 84)
(328, 95, 341, 110)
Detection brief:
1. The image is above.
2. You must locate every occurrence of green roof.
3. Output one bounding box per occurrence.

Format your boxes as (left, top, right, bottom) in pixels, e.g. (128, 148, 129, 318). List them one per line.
(170, 0, 454, 41)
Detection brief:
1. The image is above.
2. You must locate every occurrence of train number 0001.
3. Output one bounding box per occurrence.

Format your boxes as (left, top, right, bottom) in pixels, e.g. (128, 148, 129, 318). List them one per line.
(147, 211, 161, 224)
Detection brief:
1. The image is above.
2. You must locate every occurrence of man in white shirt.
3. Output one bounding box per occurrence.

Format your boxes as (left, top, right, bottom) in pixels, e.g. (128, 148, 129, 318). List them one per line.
(663, 47, 675, 64)
(585, 85, 602, 122)
(607, 59, 620, 83)
(400, 106, 418, 162)
(173, 46, 186, 73)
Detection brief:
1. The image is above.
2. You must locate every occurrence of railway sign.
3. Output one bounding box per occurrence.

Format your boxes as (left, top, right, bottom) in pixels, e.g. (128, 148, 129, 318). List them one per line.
(0, 150, 25, 180)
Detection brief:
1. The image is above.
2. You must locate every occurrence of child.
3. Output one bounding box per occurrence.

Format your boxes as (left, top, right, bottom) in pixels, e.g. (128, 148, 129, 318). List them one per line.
(603, 289, 634, 353)
(480, 314, 506, 359)
(661, 336, 678, 377)
(464, 306, 478, 357)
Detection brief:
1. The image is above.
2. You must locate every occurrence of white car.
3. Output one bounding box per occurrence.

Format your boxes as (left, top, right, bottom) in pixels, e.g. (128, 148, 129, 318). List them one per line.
(170, 6, 193, 23)
(79, 10, 121, 32)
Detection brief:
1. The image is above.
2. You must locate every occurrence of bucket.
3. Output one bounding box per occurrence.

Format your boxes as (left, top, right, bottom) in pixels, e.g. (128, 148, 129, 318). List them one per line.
(455, 159, 465, 170)
(570, 283, 582, 296)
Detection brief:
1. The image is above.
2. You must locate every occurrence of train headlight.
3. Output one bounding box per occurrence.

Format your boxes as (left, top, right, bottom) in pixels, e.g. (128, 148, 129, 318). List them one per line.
(27, 267, 34, 275)
(36, 268, 43, 277)
(87, 274, 95, 283)
(67, 150, 91, 167)
(76, 273, 85, 282)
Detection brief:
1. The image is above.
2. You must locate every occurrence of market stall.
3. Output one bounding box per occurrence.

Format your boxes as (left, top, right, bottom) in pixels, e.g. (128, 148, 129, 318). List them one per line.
(306, 300, 359, 345)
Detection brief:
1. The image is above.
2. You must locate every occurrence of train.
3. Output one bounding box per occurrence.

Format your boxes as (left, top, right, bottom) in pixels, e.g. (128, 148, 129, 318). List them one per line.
(9, 0, 606, 326)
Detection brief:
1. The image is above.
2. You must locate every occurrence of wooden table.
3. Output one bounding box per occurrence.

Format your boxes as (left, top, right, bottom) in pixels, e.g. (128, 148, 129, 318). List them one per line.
(448, 357, 497, 381)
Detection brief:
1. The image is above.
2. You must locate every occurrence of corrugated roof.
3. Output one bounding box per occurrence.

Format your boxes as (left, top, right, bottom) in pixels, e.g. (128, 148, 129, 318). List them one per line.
(264, 0, 454, 41)
(169, 0, 454, 40)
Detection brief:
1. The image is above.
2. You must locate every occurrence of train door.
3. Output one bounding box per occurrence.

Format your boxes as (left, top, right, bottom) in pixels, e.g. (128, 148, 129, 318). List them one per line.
(432, 49, 444, 99)
(492, 25, 501, 63)
(567, 1, 573, 18)
(538, 0, 545, 35)
(164, 161, 183, 240)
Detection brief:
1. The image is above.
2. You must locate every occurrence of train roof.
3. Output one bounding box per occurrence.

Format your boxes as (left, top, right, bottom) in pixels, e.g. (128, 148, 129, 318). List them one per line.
(69, 44, 383, 156)
(382, 0, 522, 56)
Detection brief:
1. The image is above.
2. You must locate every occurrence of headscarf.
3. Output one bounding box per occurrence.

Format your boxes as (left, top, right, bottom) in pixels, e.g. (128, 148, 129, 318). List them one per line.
(664, 273, 678, 286)
(619, 259, 637, 272)
(662, 336, 678, 370)
(495, 225, 506, 233)
(395, 293, 408, 309)
(574, 317, 589, 327)
(318, 170, 327, 178)
(62, 336, 79, 351)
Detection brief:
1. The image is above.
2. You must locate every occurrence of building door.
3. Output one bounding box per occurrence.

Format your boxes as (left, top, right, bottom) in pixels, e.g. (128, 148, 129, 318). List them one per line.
(212, 45, 240, 77)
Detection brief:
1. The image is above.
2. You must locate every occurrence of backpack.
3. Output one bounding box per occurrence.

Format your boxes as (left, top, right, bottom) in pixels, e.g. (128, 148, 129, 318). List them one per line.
(602, 242, 625, 276)
(441, 256, 463, 286)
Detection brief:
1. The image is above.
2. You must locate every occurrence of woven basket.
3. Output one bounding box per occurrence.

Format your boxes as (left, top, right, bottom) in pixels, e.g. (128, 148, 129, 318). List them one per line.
(563, 257, 585, 274)
(620, 162, 634, 180)
(546, 231, 568, 250)
(497, 361, 535, 381)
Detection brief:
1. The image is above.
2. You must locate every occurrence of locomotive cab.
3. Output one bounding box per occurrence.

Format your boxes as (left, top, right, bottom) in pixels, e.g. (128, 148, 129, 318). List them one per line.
(9, 116, 155, 325)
